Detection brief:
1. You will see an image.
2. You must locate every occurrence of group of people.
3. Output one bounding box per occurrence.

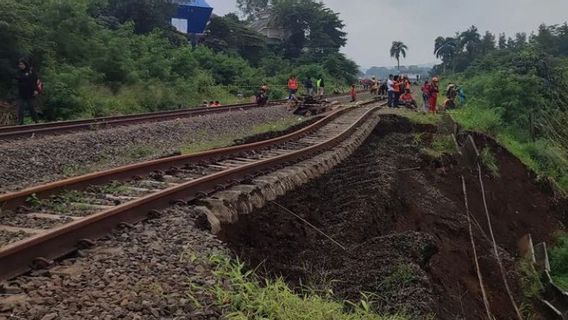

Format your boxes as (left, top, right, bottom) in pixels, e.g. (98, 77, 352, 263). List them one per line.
(203, 100, 223, 108)
(287, 75, 325, 101)
(386, 74, 416, 109)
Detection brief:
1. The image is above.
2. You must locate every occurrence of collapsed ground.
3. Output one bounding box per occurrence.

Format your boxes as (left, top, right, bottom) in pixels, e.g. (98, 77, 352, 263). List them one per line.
(221, 114, 567, 319)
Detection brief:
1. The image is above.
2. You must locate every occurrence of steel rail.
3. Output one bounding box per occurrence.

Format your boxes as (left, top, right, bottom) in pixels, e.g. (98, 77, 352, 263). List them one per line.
(0, 106, 351, 209)
(0, 101, 287, 140)
(0, 103, 380, 281)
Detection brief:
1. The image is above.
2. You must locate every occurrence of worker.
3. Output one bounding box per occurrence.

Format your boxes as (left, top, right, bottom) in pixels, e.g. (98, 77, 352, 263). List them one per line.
(387, 74, 395, 107)
(15, 58, 40, 125)
(316, 76, 325, 99)
(256, 84, 269, 107)
(370, 76, 379, 95)
(288, 75, 299, 101)
(421, 81, 431, 113)
(393, 75, 401, 108)
(400, 89, 417, 109)
(350, 84, 357, 102)
(429, 77, 439, 113)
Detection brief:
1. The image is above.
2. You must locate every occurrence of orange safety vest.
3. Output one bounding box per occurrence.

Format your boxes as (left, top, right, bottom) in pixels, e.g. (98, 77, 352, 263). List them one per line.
(288, 79, 298, 90)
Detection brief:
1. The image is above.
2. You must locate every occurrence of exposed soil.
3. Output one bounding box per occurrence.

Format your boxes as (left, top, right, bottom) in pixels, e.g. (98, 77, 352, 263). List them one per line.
(221, 114, 566, 319)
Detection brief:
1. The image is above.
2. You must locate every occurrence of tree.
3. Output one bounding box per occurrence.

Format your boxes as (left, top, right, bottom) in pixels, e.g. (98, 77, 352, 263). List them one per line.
(202, 14, 268, 63)
(459, 25, 481, 57)
(434, 37, 457, 73)
(480, 31, 496, 54)
(104, 0, 175, 34)
(498, 33, 507, 49)
(390, 41, 408, 70)
(271, 0, 347, 58)
(237, 0, 271, 19)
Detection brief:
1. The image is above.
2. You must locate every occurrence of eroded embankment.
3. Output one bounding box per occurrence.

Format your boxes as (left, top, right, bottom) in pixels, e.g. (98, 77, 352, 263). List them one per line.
(220, 114, 566, 319)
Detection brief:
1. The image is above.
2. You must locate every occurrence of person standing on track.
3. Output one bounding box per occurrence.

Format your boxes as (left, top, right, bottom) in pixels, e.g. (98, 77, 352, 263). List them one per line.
(316, 76, 325, 99)
(350, 84, 357, 102)
(304, 76, 314, 96)
(387, 74, 395, 107)
(393, 75, 402, 108)
(288, 75, 299, 101)
(15, 58, 40, 125)
(421, 80, 431, 113)
(428, 77, 440, 113)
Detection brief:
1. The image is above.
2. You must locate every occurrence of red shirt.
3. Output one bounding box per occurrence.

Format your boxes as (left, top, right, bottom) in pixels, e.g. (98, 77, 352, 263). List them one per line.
(401, 93, 414, 102)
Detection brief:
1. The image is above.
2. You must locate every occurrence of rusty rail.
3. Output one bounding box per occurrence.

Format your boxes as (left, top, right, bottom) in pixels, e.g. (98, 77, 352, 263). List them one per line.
(0, 102, 380, 281)
(0, 101, 287, 140)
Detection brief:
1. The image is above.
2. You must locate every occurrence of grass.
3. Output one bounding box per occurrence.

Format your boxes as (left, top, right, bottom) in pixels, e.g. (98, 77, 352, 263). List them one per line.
(517, 257, 543, 319)
(393, 109, 442, 126)
(421, 134, 458, 159)
(127, 145, 158, 160)
(378, 264, 418, 293)
(548, 233, 568, 291)
(181, 117, 303, 154)
(479, 148, 500, 177)
(194, 253, 409, 320)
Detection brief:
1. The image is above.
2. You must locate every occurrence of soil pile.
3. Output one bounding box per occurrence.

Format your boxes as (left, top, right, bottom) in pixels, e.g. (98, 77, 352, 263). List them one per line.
(221, 114, 566, 319)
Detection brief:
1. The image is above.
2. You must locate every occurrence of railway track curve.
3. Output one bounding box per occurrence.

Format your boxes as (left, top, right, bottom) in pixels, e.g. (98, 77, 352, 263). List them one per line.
(0, 101, 381, 281)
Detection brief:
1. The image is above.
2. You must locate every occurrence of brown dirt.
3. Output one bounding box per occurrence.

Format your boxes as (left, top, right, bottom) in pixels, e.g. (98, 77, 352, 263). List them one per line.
(220, 114, 566, 319)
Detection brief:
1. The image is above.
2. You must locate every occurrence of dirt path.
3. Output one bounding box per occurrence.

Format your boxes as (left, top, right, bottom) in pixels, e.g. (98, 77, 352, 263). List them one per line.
(221, 114, 566, 319)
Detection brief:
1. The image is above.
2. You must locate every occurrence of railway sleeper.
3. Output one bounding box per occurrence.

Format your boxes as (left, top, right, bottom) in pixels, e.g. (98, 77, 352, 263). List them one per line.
(194, 111, 380, 235)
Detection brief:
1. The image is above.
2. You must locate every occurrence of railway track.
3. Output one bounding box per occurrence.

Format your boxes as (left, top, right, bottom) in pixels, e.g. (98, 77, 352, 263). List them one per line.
(0, 93, 363, 140)
(0, 101, 286, 140)
(0, 101, 381, 281)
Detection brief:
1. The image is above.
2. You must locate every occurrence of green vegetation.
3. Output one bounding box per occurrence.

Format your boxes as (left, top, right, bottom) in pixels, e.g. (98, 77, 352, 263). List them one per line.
(1, 0, 358, 121)
(433, 23, 568, 192)
(181, 117, 304, 154)
(549, 233, 568, 291)
(396, 109, 441, 126)
(479, 148, 500, 177)
(202, 253, 409, 320)
(422, 134, 457, 159)
(517, 257, 543, 319)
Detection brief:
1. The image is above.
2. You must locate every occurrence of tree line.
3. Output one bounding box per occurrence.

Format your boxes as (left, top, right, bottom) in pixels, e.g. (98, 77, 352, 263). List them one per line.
(433, 23, 568, 190)
(0, 0, 358, 121)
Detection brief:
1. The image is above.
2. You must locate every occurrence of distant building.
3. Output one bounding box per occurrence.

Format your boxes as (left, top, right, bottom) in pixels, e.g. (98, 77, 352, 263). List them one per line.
(170, 0, 213, 35)
(248, 9, 288, 42)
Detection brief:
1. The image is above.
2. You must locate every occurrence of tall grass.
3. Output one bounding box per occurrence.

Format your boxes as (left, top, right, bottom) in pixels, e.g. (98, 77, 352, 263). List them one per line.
(204, 254, 410, 320)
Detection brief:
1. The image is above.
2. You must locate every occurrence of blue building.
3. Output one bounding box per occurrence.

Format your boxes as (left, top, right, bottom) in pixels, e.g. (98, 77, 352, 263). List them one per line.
(170, 0, 213, 35)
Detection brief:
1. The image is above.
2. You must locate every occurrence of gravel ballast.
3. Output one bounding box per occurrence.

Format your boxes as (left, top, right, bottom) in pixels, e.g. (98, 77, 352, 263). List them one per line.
(0, 205, 227, 320)
(0, 106, 298, 193)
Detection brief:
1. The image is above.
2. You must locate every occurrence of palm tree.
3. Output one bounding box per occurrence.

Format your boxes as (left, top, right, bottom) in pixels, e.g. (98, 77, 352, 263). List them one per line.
(434, 36, 457, 73)
(459, 25, 481, 57)
(390, 41, 408, 71)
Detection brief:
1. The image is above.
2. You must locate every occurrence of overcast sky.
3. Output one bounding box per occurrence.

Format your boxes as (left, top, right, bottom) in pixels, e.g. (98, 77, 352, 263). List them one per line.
(207, 0, 568, 70)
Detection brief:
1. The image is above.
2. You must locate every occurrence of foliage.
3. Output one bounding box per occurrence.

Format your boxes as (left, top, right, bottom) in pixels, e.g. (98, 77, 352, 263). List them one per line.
(549, 233, 568, 291)
(479, 148, 500, 177)
(0, 0, 358, 121)
(204, 253, 410, 320)
(437, 22, 568, 192)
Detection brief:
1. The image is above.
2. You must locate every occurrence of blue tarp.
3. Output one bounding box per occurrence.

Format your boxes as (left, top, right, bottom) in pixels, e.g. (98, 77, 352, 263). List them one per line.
(173, 0, 213, 34)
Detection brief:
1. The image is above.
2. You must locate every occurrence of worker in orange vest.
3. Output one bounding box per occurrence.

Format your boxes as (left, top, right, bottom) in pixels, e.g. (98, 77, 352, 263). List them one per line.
(288, 75, 299, 101)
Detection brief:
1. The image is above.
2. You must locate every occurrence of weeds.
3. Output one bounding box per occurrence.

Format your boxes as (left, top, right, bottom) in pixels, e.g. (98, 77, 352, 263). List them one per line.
(421, 134, 457, 159)
(378, 264, 418, 293)
(127, 145, 157, 160)
(198, 253, 409, 320)
(548, 232, 568, 291)
(479, 148, 500, 177)
(517, 257, 543, 319)
(397, 109, 441, 126)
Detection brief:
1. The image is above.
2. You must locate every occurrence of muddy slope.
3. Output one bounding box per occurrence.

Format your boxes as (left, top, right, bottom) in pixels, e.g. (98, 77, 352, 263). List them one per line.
(221, 115, 565, 319)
